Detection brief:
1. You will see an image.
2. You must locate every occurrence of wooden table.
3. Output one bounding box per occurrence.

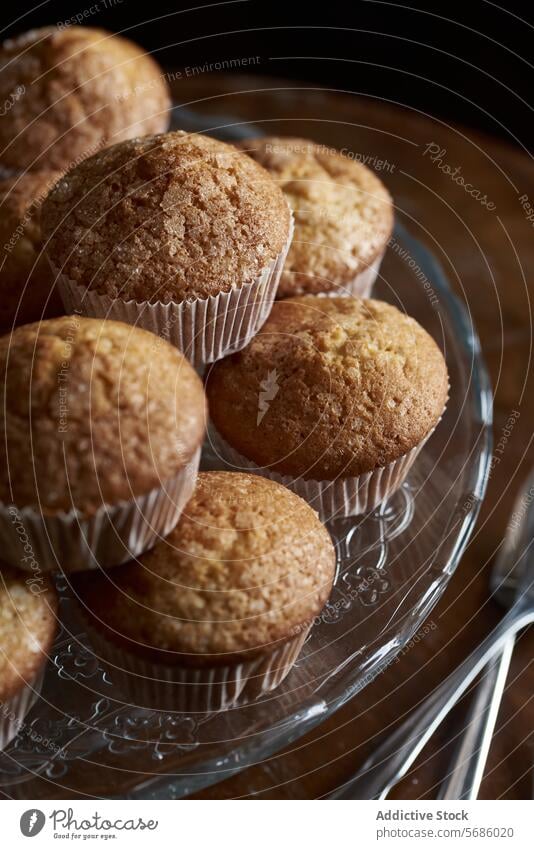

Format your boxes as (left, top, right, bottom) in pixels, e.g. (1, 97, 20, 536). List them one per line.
(170, 73, 534, 800)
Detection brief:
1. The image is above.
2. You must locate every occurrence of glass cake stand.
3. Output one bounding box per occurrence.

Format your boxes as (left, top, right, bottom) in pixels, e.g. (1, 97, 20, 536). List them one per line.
(0, 99, 492, 799)
(0, 217, 492, 799)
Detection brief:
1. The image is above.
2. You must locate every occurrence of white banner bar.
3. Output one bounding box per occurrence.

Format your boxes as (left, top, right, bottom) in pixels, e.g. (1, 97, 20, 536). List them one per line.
(2, 799, 532, 848)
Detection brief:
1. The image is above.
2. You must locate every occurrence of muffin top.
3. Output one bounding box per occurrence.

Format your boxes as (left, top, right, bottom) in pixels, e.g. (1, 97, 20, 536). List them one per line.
(0, 26, 170, 172)
(236, 136, 393, 297)
(41, 131, 292, 303)
(73, 472, 335, 664)
(207, 297, 449, 479)
(0, 565, 57, 702)
(0, 316, 206, 513)
(0, 170, 64, 327)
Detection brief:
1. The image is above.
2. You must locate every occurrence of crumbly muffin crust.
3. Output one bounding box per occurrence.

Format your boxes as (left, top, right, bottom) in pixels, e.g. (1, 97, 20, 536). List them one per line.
(41, 131, 292, 302)
(0, 170, 64, 329)
(0, 316, 206, 513)
(0, 564, 57, 702)
(73, 472, 335, 664)
(236, 136, 393, 297)
(207, 297, 449, 479)
(0, 26, 171, 172)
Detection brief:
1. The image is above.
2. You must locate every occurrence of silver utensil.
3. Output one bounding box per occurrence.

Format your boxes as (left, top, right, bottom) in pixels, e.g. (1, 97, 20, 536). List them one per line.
(437, 472, 533, 799)
(330, 470, 534, 800)
(437, 642, 514, 799)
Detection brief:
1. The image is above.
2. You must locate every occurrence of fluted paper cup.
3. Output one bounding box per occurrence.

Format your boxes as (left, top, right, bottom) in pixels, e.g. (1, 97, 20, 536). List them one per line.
(55, 215, 294, 369)
(0, 448, 200, 573)
(278, 249, 383, 300)
(0, 669, 44, 751)
(80, 618, 310, 713)
(333, 250, 384, 298)
(209, 427, 436, 521)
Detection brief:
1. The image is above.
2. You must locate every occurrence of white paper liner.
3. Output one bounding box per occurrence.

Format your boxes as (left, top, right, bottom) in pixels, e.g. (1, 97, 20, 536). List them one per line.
(54, 214, 294, 368)
(83, 619, 310, 713)
(0, 448, 200, 573)
(317, 250, 384, 299)
(0, 669, 44, 751)
(209, 427, 435, 521)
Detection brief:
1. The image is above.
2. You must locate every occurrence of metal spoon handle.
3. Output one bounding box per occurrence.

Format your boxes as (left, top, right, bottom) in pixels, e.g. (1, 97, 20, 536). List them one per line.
(330, 605, 533, 799)
(437, 635, 515, 800)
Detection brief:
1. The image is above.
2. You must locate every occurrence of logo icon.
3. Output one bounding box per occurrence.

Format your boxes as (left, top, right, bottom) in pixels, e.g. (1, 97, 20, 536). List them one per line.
(20, 810, 45, 837)
(257, 369, 280, 425)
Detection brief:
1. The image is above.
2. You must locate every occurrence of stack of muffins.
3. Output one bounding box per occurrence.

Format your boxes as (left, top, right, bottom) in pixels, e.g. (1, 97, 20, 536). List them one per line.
(0, 26, 448, 727)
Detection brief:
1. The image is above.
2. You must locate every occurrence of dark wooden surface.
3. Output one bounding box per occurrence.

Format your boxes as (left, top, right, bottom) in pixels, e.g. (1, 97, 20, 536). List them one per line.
(169, 73, 534, 800)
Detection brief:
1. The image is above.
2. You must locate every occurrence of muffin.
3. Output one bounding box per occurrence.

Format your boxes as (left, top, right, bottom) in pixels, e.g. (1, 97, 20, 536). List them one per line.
(0, 316, 206, 572)
(236, 136, 393, 298)
(72, 472, 336, 711)
(206, 297, 449, 519)
(41, 131, 294, 367)
(0, 26, 171, 174)
(0, 170, 64, 332)
(0, 564, 58, 749)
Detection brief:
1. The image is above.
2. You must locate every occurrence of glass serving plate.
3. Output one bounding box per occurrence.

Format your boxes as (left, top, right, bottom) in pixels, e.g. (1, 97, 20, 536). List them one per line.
(0, 218, 492, 799)
(0, 99, 492, 799)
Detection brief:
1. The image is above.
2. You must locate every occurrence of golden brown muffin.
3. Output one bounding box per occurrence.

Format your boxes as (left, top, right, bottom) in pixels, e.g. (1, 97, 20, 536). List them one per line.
(41, 131, 292, 303)
(73, 471, 335, 665)
(236, 136, 393, 297)
(0, 564, 57, 704)
(0, 316, 206, 513)
(0, 170, 64, 331)
(206, 297, 449, 479)
(0, 26, 171, 173)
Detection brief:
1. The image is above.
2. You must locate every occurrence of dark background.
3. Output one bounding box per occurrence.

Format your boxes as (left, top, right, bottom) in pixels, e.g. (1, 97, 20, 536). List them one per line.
(1, 0, 532, 150)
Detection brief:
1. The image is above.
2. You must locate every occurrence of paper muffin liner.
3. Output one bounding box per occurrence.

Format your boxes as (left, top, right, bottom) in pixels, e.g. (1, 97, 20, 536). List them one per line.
(0, 448, 200, 573)
(0, 669, 44, 751)
(279, 250, 383, 300)
(54, 214, 294, 368)
(81, 617, 310, 713)
(209, 427, 436, 521)
(333, 250, 384, 298)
